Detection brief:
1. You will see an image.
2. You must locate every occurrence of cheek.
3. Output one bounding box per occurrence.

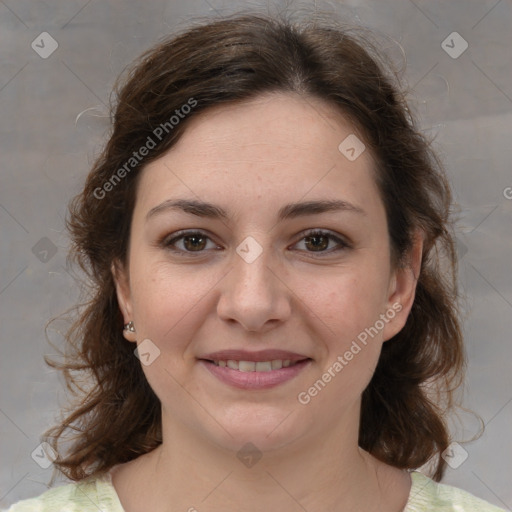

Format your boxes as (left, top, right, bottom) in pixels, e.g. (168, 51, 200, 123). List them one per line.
(129, 259, 216, 348)
(293, 265, 390, 389)
(295, 264, 390, 342)
(128, 263, 217, 406)
(132, 261, 196, 330)
(295, 275, 388, 413)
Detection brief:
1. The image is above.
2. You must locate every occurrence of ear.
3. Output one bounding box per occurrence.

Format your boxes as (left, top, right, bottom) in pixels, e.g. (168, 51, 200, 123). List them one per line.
(382, 229, 424, 342)
(111, 259, 136, 342)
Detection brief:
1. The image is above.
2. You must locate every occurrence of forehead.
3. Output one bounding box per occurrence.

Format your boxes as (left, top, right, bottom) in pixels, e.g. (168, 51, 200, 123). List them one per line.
(135, 92, 382, 220)
(166, 92, 366, 164)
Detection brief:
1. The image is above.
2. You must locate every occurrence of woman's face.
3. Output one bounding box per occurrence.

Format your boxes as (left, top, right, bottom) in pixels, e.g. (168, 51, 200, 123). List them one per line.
(114, 92, 420, 454)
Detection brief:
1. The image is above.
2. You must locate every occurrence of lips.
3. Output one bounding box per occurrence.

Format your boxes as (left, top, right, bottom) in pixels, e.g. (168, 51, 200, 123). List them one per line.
(198, 349, 312, 390)
(199, 349, 310, 363)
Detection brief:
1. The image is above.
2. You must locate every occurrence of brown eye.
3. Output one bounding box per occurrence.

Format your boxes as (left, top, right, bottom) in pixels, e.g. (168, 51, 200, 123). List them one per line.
(163, 230, 219, 255)
(182, 234, 207, 251)
(294, 229, 350, 255)
(304, 233, 330, 252)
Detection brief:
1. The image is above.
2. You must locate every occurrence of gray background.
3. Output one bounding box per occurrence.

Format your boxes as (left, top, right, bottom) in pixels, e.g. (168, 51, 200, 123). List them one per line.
(1, 0, 511, 509)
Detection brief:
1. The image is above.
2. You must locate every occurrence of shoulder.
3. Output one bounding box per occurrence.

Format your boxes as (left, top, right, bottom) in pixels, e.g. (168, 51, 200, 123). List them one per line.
(406, 471, 507, 512)
(2, 472, 124, 512)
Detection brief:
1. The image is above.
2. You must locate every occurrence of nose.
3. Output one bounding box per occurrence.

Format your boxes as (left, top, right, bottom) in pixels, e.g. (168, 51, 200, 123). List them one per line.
(216, 239, 292, 333)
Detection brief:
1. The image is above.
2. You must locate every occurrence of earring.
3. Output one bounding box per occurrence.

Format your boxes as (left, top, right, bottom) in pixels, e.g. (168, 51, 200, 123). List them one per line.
(124, 321, 135, 332)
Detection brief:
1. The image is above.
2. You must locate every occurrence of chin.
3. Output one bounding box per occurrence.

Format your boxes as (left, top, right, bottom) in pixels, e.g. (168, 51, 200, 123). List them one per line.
(200, 404, 310, 455)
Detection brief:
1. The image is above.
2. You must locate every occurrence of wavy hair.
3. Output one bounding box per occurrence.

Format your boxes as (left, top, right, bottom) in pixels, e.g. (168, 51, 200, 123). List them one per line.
(44, 10, 465, 483)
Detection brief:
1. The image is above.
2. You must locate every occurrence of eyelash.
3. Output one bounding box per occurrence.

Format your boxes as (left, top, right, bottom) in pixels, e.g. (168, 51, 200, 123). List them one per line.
(161, 229, 350, 257)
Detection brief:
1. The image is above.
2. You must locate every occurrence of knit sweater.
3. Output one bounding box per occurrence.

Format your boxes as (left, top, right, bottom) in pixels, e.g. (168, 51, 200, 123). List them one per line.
(3, 470, 507, 511)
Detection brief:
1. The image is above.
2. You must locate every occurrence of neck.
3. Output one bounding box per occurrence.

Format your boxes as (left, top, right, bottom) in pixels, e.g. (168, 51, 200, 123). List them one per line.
(119, 402, 403, 512)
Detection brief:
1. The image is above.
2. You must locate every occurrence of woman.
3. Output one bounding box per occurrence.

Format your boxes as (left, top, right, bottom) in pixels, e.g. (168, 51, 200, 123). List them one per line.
(5, 11, 506, 512)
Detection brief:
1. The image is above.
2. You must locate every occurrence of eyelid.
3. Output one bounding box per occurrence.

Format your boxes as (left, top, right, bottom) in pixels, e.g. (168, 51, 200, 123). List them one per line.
(160, 229, 221, 255)
(160, 228, 351, 256)
(293, 228, 351, 253)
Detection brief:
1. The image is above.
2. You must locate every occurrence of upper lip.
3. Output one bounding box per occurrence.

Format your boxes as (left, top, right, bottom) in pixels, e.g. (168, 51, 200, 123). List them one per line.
(199, 349, 311, 363)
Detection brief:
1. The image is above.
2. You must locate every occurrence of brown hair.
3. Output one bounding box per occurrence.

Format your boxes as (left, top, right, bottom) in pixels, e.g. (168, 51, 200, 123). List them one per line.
(44, 10, 465, 483)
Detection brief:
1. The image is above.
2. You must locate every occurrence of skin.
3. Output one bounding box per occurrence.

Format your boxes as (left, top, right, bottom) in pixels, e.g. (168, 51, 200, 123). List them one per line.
(111, 92, 423, 512)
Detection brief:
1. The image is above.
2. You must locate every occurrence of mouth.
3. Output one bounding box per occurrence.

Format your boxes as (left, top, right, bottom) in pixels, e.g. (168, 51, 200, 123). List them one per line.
(203, 358, 307, 371)
(198, 352, 312, 390)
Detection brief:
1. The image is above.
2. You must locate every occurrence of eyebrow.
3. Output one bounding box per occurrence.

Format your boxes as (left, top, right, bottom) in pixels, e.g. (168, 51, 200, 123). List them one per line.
(146, 198, 366, 223)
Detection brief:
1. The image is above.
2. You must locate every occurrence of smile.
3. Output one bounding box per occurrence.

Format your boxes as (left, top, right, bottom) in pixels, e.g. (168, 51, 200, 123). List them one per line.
(210, 359, 301, 371)
(199, 358, 312, 390)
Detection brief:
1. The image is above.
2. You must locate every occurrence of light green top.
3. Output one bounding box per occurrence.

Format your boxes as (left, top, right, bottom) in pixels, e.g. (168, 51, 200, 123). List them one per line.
(3, 470, 507, 511)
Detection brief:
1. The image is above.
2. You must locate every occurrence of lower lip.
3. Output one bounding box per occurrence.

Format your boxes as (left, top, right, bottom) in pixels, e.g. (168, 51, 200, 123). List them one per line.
(199, 359, 312, 390)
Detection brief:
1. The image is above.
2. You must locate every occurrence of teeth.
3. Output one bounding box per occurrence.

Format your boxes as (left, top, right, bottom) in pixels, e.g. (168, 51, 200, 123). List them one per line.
(212, 359, 299, 371)
(239, 361, 256, 372)
(271, 360, 282, 370)
(255, 361, 272, 372)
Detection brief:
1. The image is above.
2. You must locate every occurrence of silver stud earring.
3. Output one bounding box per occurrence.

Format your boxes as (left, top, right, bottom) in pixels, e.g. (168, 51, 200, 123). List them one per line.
(124, 321, 135, 332)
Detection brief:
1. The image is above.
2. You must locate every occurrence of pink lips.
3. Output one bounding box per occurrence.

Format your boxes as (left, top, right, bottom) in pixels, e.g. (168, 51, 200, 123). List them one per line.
(198, 349, 312, 390)
(200, 349, 309, 363)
